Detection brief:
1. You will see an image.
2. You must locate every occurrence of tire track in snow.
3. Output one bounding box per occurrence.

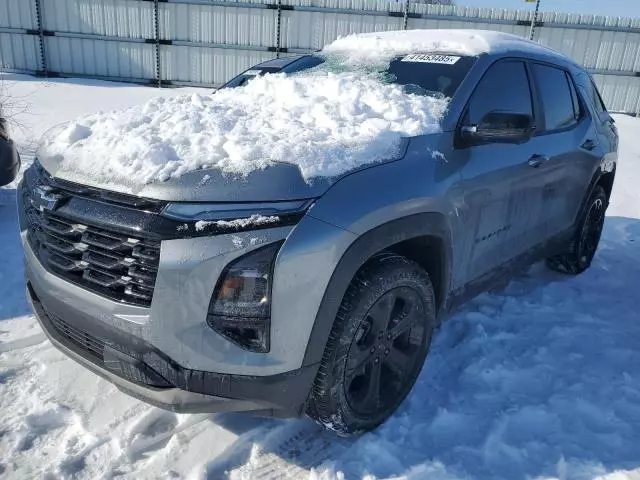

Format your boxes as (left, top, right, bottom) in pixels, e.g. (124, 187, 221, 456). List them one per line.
(125, 410, 213, 460)
(204, 420, 351, 480)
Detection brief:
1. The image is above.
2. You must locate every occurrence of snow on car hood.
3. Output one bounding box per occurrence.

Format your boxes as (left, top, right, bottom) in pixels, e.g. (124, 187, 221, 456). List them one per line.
(37, 69, 448, 196)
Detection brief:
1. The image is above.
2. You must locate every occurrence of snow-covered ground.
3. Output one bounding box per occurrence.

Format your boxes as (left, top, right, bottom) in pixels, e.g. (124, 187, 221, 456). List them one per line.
(1, 74, 640, 480)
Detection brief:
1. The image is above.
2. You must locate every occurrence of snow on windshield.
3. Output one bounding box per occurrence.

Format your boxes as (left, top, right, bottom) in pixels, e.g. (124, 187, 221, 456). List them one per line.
(39, 50, 448, 187)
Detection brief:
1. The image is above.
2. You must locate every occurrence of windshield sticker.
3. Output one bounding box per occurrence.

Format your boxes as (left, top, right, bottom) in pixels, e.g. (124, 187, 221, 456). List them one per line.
(244, 70, 263, 76)
(401, 54, 461, 65)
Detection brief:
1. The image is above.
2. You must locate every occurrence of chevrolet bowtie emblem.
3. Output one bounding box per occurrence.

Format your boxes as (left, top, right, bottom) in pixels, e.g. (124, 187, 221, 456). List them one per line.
(31, 185, 66, 212)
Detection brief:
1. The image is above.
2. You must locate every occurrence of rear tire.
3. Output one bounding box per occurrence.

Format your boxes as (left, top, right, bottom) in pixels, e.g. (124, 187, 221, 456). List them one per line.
(546, 185, 607, 275)
(306, 253, 436, 436)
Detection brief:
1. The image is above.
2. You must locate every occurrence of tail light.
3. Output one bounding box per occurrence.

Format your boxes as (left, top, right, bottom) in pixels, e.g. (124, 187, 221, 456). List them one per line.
(206, 242, 282, 353)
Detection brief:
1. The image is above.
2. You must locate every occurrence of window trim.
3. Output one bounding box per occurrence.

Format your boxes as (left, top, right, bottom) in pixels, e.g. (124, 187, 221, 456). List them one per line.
(528, 60, 587, 136)
(566, 71, 581, 121)
(456, 57, 536, 147)
(588, 76, 608, 115)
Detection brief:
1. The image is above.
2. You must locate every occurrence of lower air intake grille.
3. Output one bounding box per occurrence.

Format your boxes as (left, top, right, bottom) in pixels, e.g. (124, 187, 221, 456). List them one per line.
(25, 203, 160, 307)
(49, 313, 105, 362)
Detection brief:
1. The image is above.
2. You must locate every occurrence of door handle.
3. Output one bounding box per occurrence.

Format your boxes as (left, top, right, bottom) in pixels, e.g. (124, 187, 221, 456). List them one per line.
(581, 139, 598, 151)
(528, 154, 550, 168)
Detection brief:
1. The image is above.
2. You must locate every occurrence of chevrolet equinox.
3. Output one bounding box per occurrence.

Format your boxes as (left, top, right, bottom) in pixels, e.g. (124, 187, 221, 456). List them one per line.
(18, 30, 618, 435)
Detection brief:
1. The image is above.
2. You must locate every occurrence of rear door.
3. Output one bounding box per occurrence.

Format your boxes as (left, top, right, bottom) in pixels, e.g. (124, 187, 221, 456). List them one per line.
(451, 60, 550, 284)
(528, 62, 599, 237)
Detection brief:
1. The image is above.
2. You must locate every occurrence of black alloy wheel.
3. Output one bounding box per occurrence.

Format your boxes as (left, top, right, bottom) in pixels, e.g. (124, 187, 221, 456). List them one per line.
(345, 287, 426, 416)
(577, 195, 606, 266)
(307, 253, 436, 436)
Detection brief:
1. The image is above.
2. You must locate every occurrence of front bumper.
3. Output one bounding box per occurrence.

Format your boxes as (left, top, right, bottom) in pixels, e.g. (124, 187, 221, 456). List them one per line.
(27, 281, 317, 415)
(17, 167, 358, 414)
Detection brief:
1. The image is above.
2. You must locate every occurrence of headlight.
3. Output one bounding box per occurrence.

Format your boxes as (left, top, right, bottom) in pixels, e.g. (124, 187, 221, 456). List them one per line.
(206, 242, 282, 353)
(162, 200, 313, 233)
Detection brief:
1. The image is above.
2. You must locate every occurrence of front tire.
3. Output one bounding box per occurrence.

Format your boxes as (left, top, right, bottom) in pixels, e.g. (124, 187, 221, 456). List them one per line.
(546, 185, 607, 275)
(306, 253, 436, 436)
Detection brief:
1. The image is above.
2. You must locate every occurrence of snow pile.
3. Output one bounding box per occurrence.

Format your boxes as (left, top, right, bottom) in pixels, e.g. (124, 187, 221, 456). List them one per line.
(39, 72, 447, 187)
(194, 215, 280, 232)
(323, 29, 543, 63)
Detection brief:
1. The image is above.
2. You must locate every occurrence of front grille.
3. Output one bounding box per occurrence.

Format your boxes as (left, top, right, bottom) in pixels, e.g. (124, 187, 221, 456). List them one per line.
(49, 312, 105, 362)
(24, 201, 161, 307)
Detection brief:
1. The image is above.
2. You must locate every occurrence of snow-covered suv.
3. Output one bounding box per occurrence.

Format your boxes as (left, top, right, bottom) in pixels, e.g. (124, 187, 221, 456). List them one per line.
(18, 30, 617, 435)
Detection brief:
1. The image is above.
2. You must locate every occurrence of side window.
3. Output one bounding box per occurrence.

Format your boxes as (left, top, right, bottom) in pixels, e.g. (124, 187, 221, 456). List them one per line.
(467, 61, 533, 125)
(532, 63, 576, 131)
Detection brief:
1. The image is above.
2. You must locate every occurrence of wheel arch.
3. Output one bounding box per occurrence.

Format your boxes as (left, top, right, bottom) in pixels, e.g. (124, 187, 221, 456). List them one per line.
(597, 168, 615, 202)
(302, 212, 452, 368)
(573, 166, 616, 229)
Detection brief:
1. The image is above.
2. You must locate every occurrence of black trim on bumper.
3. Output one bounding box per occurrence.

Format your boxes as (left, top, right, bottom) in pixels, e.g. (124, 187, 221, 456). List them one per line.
(27, 282, 317, 416)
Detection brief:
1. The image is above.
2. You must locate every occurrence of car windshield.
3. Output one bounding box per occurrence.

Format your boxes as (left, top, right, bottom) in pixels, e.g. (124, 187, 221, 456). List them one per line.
(300, 53, 477, 99)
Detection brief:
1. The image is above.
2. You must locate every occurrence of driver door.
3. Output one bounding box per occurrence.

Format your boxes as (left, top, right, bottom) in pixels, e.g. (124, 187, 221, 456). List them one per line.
(451, 60, 552, 284)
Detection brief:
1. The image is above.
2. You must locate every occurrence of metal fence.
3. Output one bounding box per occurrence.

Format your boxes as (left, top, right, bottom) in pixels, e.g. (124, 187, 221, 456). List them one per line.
(0, 0, 639, 114)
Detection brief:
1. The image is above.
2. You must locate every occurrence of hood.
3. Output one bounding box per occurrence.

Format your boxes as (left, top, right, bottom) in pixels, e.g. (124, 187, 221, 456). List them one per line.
(36, 58, 447, 202)
(37, 136, 411, 202)
(37, 151, 337, 202)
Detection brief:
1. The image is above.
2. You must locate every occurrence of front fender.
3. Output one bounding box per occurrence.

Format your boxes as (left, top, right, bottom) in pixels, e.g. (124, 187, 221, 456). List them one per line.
(301, 212, 452, 367)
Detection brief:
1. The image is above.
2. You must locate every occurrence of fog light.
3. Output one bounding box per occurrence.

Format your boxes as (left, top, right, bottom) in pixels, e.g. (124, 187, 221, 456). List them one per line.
(207, 242, 282, 352)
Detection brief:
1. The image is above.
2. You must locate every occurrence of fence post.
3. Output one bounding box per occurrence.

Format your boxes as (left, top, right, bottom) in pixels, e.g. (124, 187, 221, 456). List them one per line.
(153, 0, 162, 87)
(275, 0, 283, 58)
(34, 0, 48, 76)
(402, 0, 411, 30)
(529, 0, 541, 40)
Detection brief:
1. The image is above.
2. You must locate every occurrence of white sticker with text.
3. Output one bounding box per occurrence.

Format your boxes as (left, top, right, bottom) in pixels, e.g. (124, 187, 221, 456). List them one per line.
(401, 54, 461, 65)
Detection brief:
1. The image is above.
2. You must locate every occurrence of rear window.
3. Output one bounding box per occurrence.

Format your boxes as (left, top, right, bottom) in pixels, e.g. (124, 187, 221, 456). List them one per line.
(384, 54, 478, 98)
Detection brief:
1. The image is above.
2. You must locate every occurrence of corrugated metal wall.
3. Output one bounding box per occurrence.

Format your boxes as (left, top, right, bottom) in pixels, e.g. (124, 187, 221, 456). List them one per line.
(159, 2, 278, 85)
(0, 0, 40, 72)
(0, 0, 639, 114)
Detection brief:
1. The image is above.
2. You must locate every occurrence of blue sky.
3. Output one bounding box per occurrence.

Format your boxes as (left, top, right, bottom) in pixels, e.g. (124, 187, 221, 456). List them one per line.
(458, 0, 640, 18)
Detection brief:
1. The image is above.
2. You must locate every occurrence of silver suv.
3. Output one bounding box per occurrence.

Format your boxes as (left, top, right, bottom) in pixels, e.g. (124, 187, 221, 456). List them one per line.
(18, 31, 617, 435)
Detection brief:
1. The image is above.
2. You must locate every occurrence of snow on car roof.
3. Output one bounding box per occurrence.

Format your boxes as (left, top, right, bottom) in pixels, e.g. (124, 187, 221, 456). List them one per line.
(323, 29, 560, 61)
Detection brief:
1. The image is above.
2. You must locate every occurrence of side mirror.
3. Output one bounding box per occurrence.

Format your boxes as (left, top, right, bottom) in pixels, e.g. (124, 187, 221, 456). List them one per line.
(461, 111, 534, 145)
